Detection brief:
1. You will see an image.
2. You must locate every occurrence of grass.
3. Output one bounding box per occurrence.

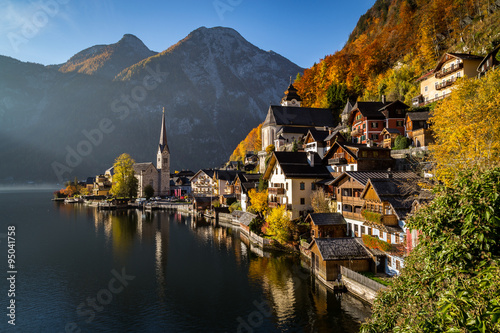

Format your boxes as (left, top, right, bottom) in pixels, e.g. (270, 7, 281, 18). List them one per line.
(360, 271, 393, 287)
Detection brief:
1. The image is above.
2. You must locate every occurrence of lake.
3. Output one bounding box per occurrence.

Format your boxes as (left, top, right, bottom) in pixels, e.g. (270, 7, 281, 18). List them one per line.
(0, 190, 371, 332)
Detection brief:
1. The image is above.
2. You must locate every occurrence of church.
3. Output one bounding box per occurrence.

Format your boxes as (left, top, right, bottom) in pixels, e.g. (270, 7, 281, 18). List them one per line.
(133, 108, 171, 197)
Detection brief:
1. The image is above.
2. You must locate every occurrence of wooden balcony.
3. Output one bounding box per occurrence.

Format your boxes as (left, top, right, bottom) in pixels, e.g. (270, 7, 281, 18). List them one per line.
(435, 62, 463, 78)
(351, 128, 362, 137)
(269, 202, 279, 208)
(328, 157, 347, 165)
(383, 138, 393, 148)
(342, 211, 363, 220)
(268, 187, 285, 195)
(341, 196, 364, 206)
(435, 77, 456, 90)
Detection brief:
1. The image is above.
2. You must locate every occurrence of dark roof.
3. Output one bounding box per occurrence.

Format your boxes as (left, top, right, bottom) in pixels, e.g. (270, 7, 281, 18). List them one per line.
(264, 105, 336, 127)
(215, 169, 241, 181)
(281, 83, 303, 102)
(307, 213, 346, 226)
(448, 52, 483, 60)
(351, 101, 386, 119)
(277, 126, 311, 136)
(478, 44, 500, 70)
(342, 99, 354, 115)
(238, 212, 257, 226)
(324, 128, 345, 141)
(327, 171, 418, 187)
(310, 238, 372, 260)
(305, 128, 330, 142)
(381, 128, 401, 134)
(272, 152, 332, 179)
(407, 111, 430, 121)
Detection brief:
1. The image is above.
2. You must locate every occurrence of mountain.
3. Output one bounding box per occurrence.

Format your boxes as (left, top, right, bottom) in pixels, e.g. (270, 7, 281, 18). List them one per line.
(0, 27, 303, 184)
(56, 34, 157, 79)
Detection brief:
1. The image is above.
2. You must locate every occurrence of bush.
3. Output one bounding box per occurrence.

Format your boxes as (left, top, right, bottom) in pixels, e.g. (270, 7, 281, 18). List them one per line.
(229, 201, 241, 213)
(393, 135, 411, 150)
(362, 234, 392, 252)
(249, 217, 264, 235)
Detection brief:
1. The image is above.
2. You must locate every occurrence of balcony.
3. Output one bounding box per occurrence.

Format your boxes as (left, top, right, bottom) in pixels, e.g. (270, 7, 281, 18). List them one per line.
(268, 187, 285, 195)
(351, 128, 362, 137)
(269, 202, 279, 208)
(435, 77, 456, 90)
(328, 157, 347, 165)
(342, 211, 363, 220)
(435, 62, 463, 78)
(383, 138, 393, 148)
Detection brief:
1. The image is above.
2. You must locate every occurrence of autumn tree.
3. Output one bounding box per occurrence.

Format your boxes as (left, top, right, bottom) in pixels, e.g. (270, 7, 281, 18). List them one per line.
(311, 188, 334, 213)
(430, 68, 500, 184)
(266, 205, 294, 243)
(247, 189, 268, 218)
(110, 153, 138, 198)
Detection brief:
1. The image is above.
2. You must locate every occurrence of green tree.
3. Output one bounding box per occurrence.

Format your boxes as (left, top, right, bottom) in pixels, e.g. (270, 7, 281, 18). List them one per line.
(110, 153, 138, 198)
(258, 175, 268, 192)
(361, 168, 500, 333)
(326, 82, 349, 121)
(143, 184, 154, 199)
(393, 135, 411, 150)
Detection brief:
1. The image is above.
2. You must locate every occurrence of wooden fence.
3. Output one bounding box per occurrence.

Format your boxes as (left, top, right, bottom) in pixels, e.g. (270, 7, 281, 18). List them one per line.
(340, 266, 387, 292)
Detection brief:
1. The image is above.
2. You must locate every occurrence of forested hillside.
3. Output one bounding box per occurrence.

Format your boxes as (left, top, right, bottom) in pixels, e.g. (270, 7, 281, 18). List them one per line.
(295, 0, 500, 111)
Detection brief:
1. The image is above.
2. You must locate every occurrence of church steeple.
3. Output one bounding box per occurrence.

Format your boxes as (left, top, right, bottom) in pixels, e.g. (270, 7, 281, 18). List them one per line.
(159, 107, 169, 153)
(281, 81, 302, 107)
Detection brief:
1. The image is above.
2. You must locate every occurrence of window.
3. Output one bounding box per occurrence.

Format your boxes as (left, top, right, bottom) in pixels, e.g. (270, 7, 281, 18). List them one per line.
(300, 198, 305, 205)
(363, 123, 366, 129)
(361, 226, 366, 234)
(286, 183, 288, 191)
(457, 72, 461, 78)
(300, 182, 305, 190)
(371, 122, 379, 128)
(396, 260, 401, 271)
(387, 257, 392, 266)
(372, 134, 379, 140)
(373, 151, 379, 157)
(397, 120, 404, 126)
(163, 158, 168, 164)
(424, 85, 428, 92)
(311, 183, 316, 190)
(362, 151, 367, 157)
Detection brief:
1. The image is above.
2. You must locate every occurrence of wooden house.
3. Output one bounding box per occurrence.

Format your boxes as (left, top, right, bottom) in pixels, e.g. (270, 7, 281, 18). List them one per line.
(380, 128, 401, 148)
(305, 213, 348, 238)
(477, 44, 500, 77)
(308, 238, 373, 282)
(405, 111, 433, 147)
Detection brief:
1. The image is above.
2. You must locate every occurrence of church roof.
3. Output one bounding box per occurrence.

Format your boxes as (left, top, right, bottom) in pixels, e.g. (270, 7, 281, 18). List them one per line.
(264, 105, 335, 127)
(159, 108, 169, 153)
(281, 83, 303, 102)
(133, 162, 156, 174)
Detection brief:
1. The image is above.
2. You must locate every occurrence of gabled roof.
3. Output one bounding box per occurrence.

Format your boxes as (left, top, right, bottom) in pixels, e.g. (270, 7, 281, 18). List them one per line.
(407, 111, 430, 121)
(341, 99, 354, 115)
(277, 126, 311, 135)
(304, 128, 330, 143)
(263, 105, 336, 128)
(322, 141, 392, 163)
(306, 213, 346, 226)
(192, 169, 216, 181)
(324, 129, 346, 142)
(308, 238, 372, 260)
(380, 128, 401, 135)
(214, 169, 242, 182)
(349, 101, 386, 123)
(281, 83, 302, 102)
(433, 52, 483, 72)
(477, 44, 500, 71)
(264, 151, 331, 180)
(133, 162, 156, 174)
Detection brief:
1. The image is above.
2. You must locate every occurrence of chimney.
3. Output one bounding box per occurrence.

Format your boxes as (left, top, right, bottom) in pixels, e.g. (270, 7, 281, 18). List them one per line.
(382, 95, 386, 104)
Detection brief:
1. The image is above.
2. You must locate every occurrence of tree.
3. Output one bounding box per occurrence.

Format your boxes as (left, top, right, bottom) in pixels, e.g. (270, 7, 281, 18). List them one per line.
(430, 69, 500, 185)
(266, 205, 294, 243)
(110, 153, 138, 198)
(361, 168, 500, 333)
(311, 188, 333, 213)
(258, 175, 268, 192)
(326, 82, 349, 121)
(393, 135, 411, 150)
(247, 189, 268, 218)
(143, 184, 154, 199)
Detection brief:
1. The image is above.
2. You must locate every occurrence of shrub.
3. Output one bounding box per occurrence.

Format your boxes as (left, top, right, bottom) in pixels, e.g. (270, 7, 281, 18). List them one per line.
(362, 234, 392, 252)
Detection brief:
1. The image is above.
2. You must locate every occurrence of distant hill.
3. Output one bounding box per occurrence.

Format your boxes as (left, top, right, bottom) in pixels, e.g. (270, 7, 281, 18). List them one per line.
(0, 27, 303, 184)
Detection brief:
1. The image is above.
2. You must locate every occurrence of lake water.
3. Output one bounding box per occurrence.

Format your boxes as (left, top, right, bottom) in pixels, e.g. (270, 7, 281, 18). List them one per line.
(0, 190, 371, 332)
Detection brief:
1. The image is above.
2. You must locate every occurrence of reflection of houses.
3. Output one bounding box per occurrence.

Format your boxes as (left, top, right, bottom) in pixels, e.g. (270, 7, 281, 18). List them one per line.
(412, 53, 483, 106)
(305, 213, 348, 238)
(323, 142, 394, 177)
(308, 238, 373, 282)
(259, 83, 337, 173)
(264, 151, 332, 219)
(405, 111, 433, 147)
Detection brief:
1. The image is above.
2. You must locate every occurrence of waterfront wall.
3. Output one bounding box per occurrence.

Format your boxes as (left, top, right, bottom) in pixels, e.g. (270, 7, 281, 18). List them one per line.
(340, 266, 387, 304)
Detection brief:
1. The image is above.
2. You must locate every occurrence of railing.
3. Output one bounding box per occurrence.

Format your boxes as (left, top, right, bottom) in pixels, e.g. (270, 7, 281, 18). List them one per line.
(383, 138, 392, 148)
(351, 128, 362, 137)
(340, 266, 387, 292)
(435, 77, 456, 90)
(435, 62, 463, 78)
(268, 187, 285, 195)
(342, 211, 363, 220)
(328, 157, 347, 165)
(269, 202, 279, 208)
(412, 92, 450, 107)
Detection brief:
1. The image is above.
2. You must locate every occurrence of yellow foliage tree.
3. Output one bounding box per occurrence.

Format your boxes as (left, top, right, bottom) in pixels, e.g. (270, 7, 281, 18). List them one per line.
(430, 69, 500, 184)
(110, 153, 138, 198)
(266, 205, 294, 243)
(229, 124, 262, 162)
(247, 189, 268, 217)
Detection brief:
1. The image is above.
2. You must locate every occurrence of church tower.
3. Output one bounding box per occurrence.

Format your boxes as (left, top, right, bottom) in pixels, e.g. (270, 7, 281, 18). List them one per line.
(280, 80, 302, 107)
(157, 108, 170, 196)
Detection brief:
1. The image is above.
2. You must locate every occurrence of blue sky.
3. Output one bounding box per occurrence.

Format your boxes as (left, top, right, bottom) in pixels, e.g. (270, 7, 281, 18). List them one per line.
(0, 0, 375, 68)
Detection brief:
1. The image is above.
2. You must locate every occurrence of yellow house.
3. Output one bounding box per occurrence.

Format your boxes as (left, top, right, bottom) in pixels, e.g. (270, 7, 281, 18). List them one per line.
(263, 151, 331, 220)
(413, 53, 482, 107)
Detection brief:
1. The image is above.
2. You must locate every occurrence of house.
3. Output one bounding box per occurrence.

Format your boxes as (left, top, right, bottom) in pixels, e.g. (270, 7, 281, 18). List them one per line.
(323, 141, 394, 177)
(259, 83, 337, 172)
(273, 126, 310, 152)
(405, 111, 433, 147)
(380, 128, 401, 148)
(348, 99, 409, 145)
(92, 174, 112, 196)
(340, 99, 354, 130)
(303, 128, 332, 159)
(191, 169, 241, 203)
(233, 173, 261, 211)
(264, 151, 332, 219)
(477, 44, 500, 77)
(170, 175, 191, 197)
(191, 169, 216, 196)
(305, 213, 348, 238)
(308, 238, 373, 282)
(412, 52, 483, 106)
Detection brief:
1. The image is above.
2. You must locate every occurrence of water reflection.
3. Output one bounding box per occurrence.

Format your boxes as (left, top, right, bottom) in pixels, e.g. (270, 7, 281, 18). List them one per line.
(52, 203, 371, 331)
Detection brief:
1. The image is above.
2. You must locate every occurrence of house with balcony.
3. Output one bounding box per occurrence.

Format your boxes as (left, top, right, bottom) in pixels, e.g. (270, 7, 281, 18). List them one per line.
(323, 141, 394, 177)
(412, 53, 483, 106)
(477, 44, 500, 77)
(191, 169, 216, 197)
(263, 151, 332, 219)
(233, 173, 261, 211)
(380, 128, 401, 148)
(348, 99, 409, 145)
(405, 111, 434, 147)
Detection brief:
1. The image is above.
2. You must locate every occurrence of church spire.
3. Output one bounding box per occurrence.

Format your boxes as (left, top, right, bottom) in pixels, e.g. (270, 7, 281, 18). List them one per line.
(159, 107, 169, 153)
